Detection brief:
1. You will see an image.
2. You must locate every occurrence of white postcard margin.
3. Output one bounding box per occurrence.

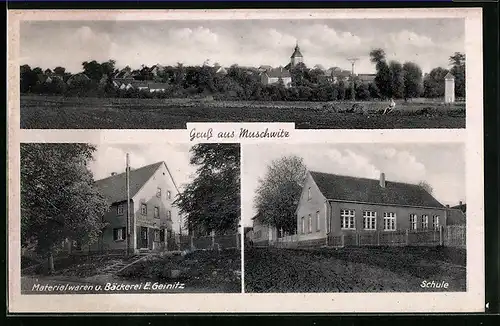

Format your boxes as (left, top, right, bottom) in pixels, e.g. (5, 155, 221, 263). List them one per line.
(7, 8, 484, 313)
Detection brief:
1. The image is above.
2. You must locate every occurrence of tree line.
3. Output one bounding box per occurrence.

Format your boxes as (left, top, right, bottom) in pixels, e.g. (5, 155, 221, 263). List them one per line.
(20, 49, 465, 101)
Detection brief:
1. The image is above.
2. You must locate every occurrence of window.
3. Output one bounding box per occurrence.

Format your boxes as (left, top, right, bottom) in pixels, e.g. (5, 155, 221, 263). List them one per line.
(363, 211, 377, 230)
(432, 215, 440, 230)
(113, 227, 126, 241)
(154, 229, 160, 242)
(308, 214, 312, 233)
(301, 216, 305, 234)
(156, 187, 162, 198)
(316, 211, 320, 231)
(141, 203, 147, 215)
(117, 204, 124, 216)
(340, 209, 356, 229)
(421, 215, 429, 229)
(166, 210, 172, 220)
(167, 190, 171, 199)
(154, 206, 160, 218)
(409, 214, 418, 230)
(160, 229, 165, 242)
(383, 212, 396, 231)
(255, 230, 262, 239)
(307, 187, 311, 200)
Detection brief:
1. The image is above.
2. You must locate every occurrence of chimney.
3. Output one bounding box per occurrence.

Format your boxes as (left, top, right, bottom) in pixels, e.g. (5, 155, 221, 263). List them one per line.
(379, 172, 386, 188)
(459, 201, 463, 206)
(111, 172, 117, 176)
(446, 204, 450, 208)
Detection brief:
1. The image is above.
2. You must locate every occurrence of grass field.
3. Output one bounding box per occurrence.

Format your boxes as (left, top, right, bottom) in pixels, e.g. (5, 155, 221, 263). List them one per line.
(244, 246, 466, 293)
(20, 95, 466, 129)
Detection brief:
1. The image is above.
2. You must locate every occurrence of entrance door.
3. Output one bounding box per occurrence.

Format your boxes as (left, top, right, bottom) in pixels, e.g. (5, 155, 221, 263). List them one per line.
(140, 227, 148, 248)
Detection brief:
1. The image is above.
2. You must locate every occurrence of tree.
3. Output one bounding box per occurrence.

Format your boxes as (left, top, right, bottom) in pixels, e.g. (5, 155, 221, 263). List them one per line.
(254, 155, 307, 234)
(370, 48, 392, 99)
(423, 67, 449, 98)
(389, 61, 405, 99)
(449, 52, 465, 98)
(20, 143, 109, 273)
(418, 180, 433, 194)
(355, 82, 371, 100)
(82, 60, 103, 82)
(20, 65, 38, 93)
(402, 62, 423, 100)
(174, 144, 240, 235)
(53, 66, 66, 76)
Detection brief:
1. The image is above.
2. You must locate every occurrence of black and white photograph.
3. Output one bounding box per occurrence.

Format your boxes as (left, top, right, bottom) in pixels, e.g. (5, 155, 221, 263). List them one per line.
(243, 143, 467, 293)
(20, 142, 242, 294)
(19, 17, 465, 129)
(8, 8, 484, 314)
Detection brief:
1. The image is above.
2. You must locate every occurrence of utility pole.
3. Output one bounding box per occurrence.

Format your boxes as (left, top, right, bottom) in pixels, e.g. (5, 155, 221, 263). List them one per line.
(347, 58, 359, 101)
(126, 153, 131, 256)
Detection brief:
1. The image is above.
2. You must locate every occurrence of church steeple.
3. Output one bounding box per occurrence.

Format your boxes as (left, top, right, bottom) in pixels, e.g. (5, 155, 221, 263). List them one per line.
(290, 41, 303, 66)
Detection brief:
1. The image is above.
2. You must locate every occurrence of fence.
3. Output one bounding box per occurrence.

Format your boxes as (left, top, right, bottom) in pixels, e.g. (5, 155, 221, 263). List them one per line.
(443, 225, 466, 248)
(253, 225, 466, 249)
(326, 226, 464, 248)
(179, 232, 240, 251)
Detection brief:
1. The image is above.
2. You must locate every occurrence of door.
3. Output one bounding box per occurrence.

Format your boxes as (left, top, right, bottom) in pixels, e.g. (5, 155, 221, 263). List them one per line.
(140, 227, 148, 248)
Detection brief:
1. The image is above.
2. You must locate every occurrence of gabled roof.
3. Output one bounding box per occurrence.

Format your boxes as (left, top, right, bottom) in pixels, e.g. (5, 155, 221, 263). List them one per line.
(264, 67, 291, 78)
(94, 161, 164, 204)
(451, 203, 466, 213)
(309, 171, 445, 209)
(445, 72, 455, 79)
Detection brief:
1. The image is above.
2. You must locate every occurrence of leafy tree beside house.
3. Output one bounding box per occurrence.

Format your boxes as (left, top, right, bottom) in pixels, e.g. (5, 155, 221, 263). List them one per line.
(254, 155, 307, 234)
(423, 67, 449, 98)
(20, 143, 109, 273)
(174, 144, 240, 236)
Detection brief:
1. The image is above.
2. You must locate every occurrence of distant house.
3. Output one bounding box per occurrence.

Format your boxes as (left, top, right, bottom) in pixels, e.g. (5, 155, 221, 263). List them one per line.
(112, 68, 137, 87)
(251, 213, 279, 246)
(260, 67, 292, 88)
(356, 73, 376, 85)
(146, 82, 169, 92)
(258, 65, 273, 72)
(318, 67, 351, 84)
(150, 64, 165, 77)
(66, 73, 91, 86)
(447, 201, 466, 225)
(77, 161, 181, 254)
(214, 65, 228, 75)
(294, 171, 449, 246)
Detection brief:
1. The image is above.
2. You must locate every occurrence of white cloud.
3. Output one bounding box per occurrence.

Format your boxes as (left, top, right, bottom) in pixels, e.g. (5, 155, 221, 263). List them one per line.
(20, 20, 464, 74)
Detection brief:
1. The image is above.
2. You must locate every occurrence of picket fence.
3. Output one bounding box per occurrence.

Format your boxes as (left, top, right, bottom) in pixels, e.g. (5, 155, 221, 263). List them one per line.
(253, 225, 465, 249)
(178, 232, 240, 251)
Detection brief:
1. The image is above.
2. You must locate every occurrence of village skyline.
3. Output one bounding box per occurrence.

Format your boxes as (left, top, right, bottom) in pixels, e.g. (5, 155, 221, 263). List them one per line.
(241, 143, 466, 227)
(20, 18, 464, 75)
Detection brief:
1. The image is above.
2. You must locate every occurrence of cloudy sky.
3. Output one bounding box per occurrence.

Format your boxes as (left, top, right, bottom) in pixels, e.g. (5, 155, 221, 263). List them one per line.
(88, 143, 196, 233)
(241, 143, 465, 227)
(20, 18, 464, 74)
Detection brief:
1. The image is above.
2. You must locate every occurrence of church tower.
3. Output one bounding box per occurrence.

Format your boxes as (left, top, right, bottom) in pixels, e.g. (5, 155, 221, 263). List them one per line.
(290, 41, 303, 67)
